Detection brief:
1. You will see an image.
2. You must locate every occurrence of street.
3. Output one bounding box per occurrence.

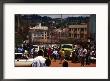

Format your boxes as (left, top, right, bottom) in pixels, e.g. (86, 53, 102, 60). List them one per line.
(15, 59, 96, 67)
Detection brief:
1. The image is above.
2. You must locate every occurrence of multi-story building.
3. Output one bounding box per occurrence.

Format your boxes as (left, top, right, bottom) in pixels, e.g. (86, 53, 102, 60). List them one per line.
(50, 28, 69, 44)
(51, 28, 62, 43)
(68, 24, 88, 40)
(29, 23, 49, 44)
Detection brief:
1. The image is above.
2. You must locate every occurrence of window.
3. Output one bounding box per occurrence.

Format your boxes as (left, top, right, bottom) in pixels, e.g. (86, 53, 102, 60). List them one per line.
(69, 33, 71, 37)
(85, 34, 87, 38)
(85, 28, 87, 31)
(74, 28, 77, 32)
(80, 34, 84, 38)
(74, 34, 77, 38)
(81, 28, 84, 31)
(69, 28, 71, 31)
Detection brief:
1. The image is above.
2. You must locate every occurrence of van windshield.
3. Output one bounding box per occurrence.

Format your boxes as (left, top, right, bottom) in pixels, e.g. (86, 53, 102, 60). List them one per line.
(62, 45, 72, 49)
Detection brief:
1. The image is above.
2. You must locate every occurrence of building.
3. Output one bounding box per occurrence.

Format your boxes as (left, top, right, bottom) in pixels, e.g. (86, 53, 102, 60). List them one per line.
(51, 28, 62, 43)
(68, 24, 88, 40)
(50, 28, 69, 44)
(29, 23, 49, 44)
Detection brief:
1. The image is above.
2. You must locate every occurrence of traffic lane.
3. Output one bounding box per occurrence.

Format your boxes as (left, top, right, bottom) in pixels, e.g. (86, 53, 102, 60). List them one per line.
(15, 60, 96, 67)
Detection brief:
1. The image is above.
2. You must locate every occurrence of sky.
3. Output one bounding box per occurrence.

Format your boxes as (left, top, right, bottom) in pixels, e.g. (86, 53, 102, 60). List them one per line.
(39, 14, 90, 18)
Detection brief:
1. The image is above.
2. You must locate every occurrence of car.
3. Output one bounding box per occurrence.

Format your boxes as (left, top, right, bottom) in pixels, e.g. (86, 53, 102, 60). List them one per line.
(33, 45, 39, 52)
(15, 53, 28, 61)
(15, 53, 23, 59)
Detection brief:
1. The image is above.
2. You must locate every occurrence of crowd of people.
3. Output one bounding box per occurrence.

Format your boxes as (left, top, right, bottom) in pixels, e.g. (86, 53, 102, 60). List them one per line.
(15, 40, 96, 67)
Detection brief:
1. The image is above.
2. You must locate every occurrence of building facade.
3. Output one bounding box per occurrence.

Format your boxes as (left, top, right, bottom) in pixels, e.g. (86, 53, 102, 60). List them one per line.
(68, 24, 88, 40)
(29, 23, 49, 44)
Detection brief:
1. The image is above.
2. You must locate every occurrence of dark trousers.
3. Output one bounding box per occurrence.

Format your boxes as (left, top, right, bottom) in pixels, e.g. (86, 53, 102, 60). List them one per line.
(81, 56, 85, 66)
(86, 56, 90, 65)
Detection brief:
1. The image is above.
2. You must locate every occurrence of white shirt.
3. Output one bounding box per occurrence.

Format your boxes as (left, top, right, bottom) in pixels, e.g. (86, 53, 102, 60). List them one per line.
(83, 49, 87, 54)
(31, 48, 34, 54)
(52, 50, 58, 55)
(32, 56, 46, 67)
(79, 48, 83, 56)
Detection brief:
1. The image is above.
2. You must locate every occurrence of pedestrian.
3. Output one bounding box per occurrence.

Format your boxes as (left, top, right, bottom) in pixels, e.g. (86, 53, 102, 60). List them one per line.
(33, 48, 36, 58)
(45, 57, 51, 67)
(18, 46, 24, 53)
(30, 48, 34, 58)
(91, 50, 96, 64)
(32, 50, 46, 67)
(75, 49, 79, 63)
(71, 50, 75, 63)
(74, 50, 77, 63)
(90, 50, 95, 64)
(44, 48, 48, 57)
(59, 49, 65, 64)
(24, 50, 29, 60)
(62, 59, 68, 67)
(78, 47, 83, 63)
(47, 48, 52, 59)
(80, 48, 87, 66)
(86, 50, 90, 65)
(80, 52, 85, 66)
(52, 49, 59, 62)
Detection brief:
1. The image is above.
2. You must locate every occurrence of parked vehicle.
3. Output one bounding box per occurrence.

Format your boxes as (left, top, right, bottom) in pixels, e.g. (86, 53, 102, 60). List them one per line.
(33, 45, 39, 52)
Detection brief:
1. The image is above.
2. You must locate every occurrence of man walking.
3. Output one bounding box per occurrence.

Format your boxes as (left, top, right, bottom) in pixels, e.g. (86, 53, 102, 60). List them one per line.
(59, 49, 65, 64)
(52, 49, 59, 62)
(32, 50, 46, 67)
(80, 47, 87, 66)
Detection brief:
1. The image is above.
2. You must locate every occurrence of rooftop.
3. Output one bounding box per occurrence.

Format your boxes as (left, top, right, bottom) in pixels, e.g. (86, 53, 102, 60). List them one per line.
(29, 23, 48, 30)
